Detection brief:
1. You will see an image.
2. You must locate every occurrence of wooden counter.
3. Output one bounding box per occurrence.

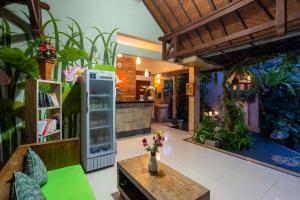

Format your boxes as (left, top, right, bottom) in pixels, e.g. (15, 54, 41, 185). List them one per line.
(116, 101, 154, 138)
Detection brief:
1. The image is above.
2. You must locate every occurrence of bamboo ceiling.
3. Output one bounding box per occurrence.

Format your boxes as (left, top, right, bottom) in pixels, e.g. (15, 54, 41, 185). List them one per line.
(143, 0, 300, 61)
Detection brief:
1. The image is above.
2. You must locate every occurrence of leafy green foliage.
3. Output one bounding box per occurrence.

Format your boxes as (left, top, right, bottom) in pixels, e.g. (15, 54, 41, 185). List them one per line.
(251, 55, 300, 143)
(58, 47, 90, 64)
(0, 47, 38, 78)
(0, 99, 25, 120)
(219, 128, 252, 151)
(92, 27, 118, 66)
(194, 116, 220, 143)
(62, 83, 81, 117)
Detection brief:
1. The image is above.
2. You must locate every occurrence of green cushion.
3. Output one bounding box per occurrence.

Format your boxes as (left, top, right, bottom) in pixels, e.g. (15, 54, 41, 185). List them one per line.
(25, 148, 48, 186)
(10, 172, 45, 200)
(42, 165, 95, 200)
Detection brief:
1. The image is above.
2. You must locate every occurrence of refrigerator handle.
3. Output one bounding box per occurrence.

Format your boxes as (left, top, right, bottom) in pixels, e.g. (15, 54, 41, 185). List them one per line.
(86, 91, 89, 113)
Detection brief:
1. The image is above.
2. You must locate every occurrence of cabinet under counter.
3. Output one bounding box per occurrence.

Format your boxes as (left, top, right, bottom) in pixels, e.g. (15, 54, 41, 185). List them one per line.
(116, 100, 154, 138)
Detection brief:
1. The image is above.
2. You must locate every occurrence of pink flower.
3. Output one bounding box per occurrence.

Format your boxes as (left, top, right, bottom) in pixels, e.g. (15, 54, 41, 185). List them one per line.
(64, 65, 87, 84)
(0, 70, 11, 85)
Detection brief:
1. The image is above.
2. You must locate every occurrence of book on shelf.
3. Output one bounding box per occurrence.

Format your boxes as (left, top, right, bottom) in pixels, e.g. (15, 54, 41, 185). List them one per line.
(38, 92, 59, 108)
(38, 119, 58, 136)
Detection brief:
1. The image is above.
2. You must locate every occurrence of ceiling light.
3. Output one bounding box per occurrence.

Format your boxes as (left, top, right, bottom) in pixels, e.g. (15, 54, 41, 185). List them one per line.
(136, 57, 141, 65)
(144, 69, 149, 77)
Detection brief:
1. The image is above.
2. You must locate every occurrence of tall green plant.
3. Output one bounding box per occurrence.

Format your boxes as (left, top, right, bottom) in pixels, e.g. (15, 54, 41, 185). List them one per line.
(93, 27, 118, 66)
(0, 19, 38, 161)
(251, 55, 300, 143)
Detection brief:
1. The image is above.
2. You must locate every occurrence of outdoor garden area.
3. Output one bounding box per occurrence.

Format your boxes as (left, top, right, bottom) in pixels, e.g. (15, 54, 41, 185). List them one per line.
(192, 53, 300, 175)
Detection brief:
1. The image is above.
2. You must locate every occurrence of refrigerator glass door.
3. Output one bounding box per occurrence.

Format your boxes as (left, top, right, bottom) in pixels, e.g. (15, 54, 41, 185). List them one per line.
(88, 78, 114, 157)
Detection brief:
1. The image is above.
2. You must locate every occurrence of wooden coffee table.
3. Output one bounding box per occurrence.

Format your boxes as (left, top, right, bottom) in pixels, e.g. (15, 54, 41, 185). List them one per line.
(117, 155, 210, 200)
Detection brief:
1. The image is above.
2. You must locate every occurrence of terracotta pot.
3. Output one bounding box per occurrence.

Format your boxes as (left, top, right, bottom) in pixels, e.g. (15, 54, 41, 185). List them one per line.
(148, 154, 158, 175)
(37, 59, 55, 80)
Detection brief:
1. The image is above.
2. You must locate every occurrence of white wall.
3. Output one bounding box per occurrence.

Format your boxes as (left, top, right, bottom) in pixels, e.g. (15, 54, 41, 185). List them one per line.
(4, 0, 163, 59)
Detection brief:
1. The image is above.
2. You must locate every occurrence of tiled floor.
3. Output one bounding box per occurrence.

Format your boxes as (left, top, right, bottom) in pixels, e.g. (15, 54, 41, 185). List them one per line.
(86, 123, 300, 200)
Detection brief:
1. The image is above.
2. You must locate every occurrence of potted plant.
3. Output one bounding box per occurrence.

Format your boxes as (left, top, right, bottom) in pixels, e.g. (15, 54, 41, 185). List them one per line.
(33, 38, 57, 80)
(142, 129, 165, 174)
(194, 116, 220, 147)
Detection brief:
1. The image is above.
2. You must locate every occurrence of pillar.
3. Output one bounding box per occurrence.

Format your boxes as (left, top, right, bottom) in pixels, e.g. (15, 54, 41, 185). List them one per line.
(172, 76, 177, 119)
(188, 65, 200, 133)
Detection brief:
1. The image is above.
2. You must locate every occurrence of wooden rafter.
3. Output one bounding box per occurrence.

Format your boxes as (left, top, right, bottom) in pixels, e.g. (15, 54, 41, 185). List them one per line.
(161, 0, 255, 41)
(256, 0, 274, 20)
(163, 0, 194, 47)
(143, 0, 168, 33)
(171, 20, 276, 58)
(190, 0, 215, 41)
(207, 0, 231, 45)
(178, 0, 204, 43)
(276, 0, 287, 36)
(0, 0, 50, 37)
(143, 0, 300, 60)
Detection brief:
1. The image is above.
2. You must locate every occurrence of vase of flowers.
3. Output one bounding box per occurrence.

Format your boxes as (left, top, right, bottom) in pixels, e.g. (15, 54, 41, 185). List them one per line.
(142, 129, 165, 174)
(33, 39, 57, 80)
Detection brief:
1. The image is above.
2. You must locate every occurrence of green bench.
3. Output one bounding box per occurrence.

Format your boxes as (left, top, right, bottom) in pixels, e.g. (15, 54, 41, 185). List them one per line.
(0, 138, 95, 200)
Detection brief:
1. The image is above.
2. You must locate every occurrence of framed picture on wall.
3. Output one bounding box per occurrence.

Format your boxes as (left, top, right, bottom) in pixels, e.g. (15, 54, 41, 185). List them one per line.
(186, 83, 194, 96)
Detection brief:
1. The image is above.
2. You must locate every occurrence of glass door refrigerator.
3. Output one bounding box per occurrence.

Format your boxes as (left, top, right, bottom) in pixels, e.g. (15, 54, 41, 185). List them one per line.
(81, 69, 116, 172)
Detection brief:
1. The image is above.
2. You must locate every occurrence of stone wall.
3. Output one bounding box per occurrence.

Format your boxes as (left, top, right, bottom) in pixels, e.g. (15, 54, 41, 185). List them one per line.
(116, 102, 153, 138)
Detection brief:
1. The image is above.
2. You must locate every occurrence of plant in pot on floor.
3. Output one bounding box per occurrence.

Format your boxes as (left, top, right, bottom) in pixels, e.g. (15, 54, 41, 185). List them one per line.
(194, 116, 221, 147)
(33, 38, 58, 80)
(142, 129, 165, 175)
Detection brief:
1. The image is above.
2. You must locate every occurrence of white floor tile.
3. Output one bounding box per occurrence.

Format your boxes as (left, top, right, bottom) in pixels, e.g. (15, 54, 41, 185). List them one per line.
(86, 123, 300, 200)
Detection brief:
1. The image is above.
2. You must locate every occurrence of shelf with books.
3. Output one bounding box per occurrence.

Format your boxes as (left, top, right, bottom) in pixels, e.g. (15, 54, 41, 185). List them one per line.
(39, 129, 61, 137)
(25, 79, 62, 144)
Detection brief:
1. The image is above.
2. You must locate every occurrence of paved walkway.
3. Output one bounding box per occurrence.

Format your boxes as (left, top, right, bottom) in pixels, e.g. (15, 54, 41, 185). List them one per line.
(86, 123, 300, 200)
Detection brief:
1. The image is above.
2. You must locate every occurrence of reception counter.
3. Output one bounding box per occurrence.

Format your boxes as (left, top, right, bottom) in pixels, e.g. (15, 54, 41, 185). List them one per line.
(116, 100, 154, 138)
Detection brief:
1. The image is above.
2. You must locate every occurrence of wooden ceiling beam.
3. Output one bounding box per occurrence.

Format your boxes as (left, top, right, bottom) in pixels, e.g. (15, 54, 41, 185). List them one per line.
(236, 10, 255, 46)
(163, 0, 194, 47)
(276, 0, 287, 36)
(160, 0, 256, 41)
(207, 0, 231, 45)
(256, 0, 274, 20)
(178, 0, 204, 43)
(0, 0, 50, 37)
(149, 0, 186, 50)
(150, 0, 173, 31)
(143, 0, 168, 33)
(168, 20, 276, 58)
(190, 0, 214, 41)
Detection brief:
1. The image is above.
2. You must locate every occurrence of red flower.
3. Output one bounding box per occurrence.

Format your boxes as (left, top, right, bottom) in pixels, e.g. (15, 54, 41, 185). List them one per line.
(38, 45, 46, 52)
(159, 142, 163, 147)
(142, 138, 148, 147)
